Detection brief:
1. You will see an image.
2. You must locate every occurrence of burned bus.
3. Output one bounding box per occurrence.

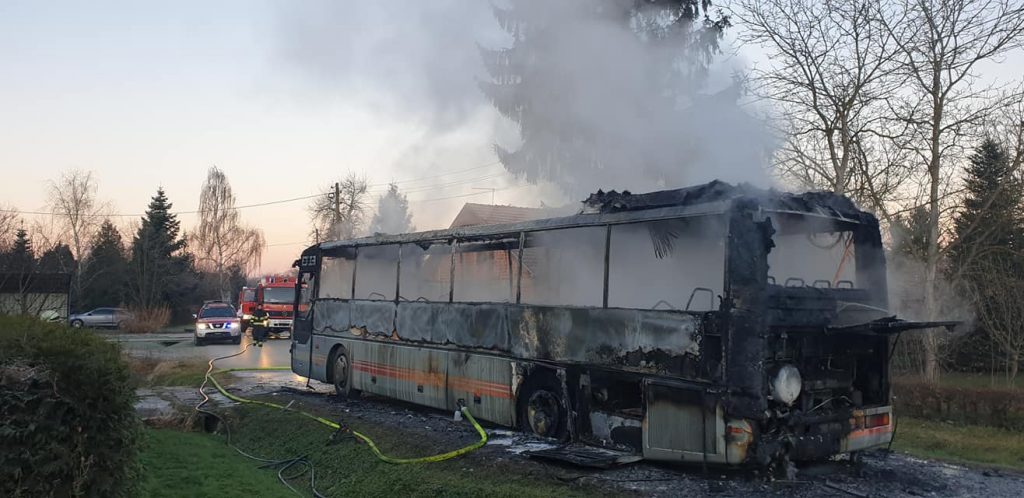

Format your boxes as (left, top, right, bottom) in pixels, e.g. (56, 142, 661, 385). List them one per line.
(289, 181, 942, 467)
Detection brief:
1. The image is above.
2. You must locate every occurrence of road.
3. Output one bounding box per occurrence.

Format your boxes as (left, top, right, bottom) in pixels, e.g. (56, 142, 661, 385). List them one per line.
(109, 331, 293, 370)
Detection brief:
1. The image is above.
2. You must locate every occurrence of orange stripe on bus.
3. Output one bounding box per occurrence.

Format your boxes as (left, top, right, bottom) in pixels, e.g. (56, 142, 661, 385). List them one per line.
(847, 424, 892, 439)
(351, 360, 512, 399)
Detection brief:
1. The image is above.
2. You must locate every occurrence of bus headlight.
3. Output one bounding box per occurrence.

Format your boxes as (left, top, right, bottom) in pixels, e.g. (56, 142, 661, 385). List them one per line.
(771, 364, 802, 406)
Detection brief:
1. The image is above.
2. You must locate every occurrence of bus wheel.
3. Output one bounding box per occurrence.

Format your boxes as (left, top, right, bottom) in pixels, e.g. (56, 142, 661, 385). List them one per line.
(331, 349, 360, 399)
(519, 376, 568, 441)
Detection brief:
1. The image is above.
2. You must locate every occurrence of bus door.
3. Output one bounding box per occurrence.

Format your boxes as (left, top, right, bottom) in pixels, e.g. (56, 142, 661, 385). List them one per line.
(291, 270, 315, 377)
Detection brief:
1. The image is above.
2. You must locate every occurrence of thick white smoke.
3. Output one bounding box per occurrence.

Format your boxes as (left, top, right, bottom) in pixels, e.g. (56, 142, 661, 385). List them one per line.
(277, 1, 773, 211)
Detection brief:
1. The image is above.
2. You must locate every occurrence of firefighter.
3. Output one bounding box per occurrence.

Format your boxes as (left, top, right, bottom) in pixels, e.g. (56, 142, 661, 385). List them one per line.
(250, 304, 270, 346)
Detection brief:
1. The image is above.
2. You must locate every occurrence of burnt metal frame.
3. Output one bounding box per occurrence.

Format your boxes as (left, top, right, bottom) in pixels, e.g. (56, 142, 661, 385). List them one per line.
(309, 198, 868, 316)
(296, 189, 886, 463)
(318, 210, 734, 312)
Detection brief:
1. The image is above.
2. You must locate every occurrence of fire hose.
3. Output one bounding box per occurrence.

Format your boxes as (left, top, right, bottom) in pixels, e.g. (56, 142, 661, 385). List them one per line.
(197, 342, 488, 470)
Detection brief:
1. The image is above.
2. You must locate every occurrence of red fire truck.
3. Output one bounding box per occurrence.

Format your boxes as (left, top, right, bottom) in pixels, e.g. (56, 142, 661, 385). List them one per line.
(254, 275, 298, 338)
(237, 286, 256, 328)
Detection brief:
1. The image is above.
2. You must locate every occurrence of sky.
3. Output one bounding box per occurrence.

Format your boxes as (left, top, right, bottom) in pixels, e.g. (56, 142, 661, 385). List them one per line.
(1, 1, 1021, 272)
(0, 0, 544, 272)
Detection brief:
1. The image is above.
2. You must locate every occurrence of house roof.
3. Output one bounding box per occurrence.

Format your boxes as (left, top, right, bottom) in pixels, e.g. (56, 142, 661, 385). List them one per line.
(0, 272, 72, 294)
(448, 203, 550, 228)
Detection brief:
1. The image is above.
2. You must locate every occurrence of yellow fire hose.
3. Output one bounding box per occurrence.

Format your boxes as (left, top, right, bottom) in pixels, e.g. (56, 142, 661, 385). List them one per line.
(203, 360, 488, 464)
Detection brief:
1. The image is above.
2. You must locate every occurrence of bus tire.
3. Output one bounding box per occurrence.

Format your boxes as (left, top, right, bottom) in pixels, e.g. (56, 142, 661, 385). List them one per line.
(330, 347, 360, 399)
(518, 373, 569, 441)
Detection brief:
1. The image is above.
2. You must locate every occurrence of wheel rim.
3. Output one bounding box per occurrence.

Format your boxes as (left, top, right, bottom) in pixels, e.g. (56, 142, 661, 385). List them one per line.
(526, 390, 561, 437)
(333, 355, 349, 392)
(72, 321, 81, 328)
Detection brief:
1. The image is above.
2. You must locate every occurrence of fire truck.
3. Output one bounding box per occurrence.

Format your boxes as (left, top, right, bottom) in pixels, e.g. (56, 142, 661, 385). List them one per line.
(254, 275, 299, 338)
(237, 286, 256, 328)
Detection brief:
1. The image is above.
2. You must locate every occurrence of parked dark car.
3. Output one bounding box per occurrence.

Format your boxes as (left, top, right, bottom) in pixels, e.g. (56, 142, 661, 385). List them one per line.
(69, 308, 132, 329)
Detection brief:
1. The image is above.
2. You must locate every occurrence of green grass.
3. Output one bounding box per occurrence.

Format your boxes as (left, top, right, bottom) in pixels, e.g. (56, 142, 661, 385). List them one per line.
(139, 429, 294, 498)
(223, 404, 604, 498)
(892, 417, 1024, 471)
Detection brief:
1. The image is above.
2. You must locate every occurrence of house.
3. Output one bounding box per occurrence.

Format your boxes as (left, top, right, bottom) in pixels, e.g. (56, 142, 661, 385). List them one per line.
(448, 203, 551, 229)
(447, 203, 555, 302)
(0, 272, 72, 321)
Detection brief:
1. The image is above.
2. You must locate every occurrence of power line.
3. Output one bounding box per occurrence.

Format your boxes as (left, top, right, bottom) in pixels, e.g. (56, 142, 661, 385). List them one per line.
(0, 161, 510, 218)
(364, 161, 502, 188)
(407, 183, 533, 203)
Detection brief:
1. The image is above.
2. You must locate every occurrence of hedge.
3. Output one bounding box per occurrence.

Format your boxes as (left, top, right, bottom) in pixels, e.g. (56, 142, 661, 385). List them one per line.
(0, 315, 141, 497)
(893, 379, 1024, 431)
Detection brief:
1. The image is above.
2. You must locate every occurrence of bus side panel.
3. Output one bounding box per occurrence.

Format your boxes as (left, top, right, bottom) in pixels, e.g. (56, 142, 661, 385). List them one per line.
(447, 351, 514, 427)
(309, 333, 332, 382)
(642, 381, 727, 464)
(345, 340, 449, 411)
(392, 344, 449, 411)
(349, 340, 395, 398)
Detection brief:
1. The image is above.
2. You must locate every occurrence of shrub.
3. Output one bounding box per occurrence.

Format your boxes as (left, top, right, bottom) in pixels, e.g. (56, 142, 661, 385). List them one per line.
(121, 306, 171, 333)
(893, 378, 1024, 431)
(0, 315, 141, 497)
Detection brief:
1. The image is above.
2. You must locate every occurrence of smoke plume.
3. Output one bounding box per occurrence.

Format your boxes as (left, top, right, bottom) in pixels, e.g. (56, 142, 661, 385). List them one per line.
(276, 0, 773, 212)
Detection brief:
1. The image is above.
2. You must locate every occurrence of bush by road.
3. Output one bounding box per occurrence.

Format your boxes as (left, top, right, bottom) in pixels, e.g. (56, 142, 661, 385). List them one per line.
(0, 315, 142, 497)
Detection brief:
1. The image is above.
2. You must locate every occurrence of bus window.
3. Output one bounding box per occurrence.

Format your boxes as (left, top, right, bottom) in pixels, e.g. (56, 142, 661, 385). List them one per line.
(768, 214, 857, 288)
(520, 227, 605, 307)
(453, 237, 519, 303)
(607, 217, 726, 311)
(355, 245, 399, 300)
(399, 241, 451, 302)
(298, 272, 315, 319)
(320, 253, 355, 299)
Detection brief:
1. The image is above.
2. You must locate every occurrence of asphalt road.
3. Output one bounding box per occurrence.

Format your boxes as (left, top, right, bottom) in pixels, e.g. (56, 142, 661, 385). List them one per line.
(108, 331, 293, 370)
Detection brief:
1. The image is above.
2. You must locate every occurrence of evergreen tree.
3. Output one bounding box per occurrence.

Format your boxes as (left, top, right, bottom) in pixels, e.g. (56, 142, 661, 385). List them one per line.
(81, 220, 129, 310)
(949, 138, 1024, 382)
(38, 243, 75, 273)
(128, 188, 197, 314)
(368, 183, 414, 235)
(950, 138, 1024, 276)
(890, 206, 931, 262)
(2, 228, 36, 273)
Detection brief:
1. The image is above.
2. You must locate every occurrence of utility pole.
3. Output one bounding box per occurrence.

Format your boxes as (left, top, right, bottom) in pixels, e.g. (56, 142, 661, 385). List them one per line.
(331, 182, 341, 237)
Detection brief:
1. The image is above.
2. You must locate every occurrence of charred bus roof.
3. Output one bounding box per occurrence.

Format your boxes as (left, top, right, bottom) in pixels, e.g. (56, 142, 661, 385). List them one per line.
(304, 180, 876, 255)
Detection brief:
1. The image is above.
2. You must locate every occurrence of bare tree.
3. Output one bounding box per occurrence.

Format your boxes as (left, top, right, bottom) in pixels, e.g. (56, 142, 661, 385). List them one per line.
(964, 257, 1024, 385)
(47, 170, 105, 263)
(46, 169, 107, 306)
(308, 173, 369, 241)
(736, 0, 910, 217)
(190, 167, 265, 301)
(879, 0, 1024, 382)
